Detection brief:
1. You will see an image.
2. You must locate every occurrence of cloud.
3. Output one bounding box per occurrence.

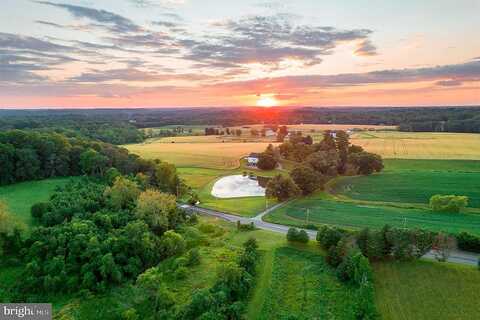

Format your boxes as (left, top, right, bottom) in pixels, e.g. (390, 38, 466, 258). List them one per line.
(68, 68, 210, 83)
(436, 79, 463, 87)
(35, 1, 142, 33)
(0, 32, 71, 52)
(355, 39, 377, 56)
(210, 60, 480, 92)
(182, 14, 374, 69)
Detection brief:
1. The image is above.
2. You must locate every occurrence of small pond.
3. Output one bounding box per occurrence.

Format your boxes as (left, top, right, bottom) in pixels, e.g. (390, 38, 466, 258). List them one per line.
(211, 175, 266, 198)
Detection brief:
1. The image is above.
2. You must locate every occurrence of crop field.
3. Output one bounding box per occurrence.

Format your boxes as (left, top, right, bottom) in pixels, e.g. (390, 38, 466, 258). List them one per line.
(332, 159, 480, 208)
(351, 131, 480, 160)
(255, 247, 365, 320)
(264, 192, 480, 235)
(0, 177, 75, 227)
(125, 141, 278, 169)
(374, 260, 480, 320)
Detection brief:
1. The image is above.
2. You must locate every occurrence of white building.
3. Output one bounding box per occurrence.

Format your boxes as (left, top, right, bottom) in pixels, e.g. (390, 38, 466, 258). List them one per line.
(246, 153, 260, 166)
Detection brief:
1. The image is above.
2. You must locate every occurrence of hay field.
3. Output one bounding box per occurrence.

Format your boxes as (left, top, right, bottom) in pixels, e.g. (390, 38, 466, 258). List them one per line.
(351, 131, 480, 160)
(125, 141, 279, 169)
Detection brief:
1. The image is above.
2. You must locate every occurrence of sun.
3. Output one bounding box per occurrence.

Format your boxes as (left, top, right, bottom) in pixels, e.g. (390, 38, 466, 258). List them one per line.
(256, 96, 278, 107)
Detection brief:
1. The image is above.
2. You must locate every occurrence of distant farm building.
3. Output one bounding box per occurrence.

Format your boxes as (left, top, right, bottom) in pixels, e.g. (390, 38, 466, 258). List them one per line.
(246, 153, 260, 166)
(265, 129, 276, 137)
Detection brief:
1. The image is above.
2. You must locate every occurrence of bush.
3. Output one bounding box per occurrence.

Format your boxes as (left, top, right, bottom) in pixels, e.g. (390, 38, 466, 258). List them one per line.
(175, 267, 189, 280)
(286, 228, 309, 243)
(316, 225, 345, 249)
(429, 194, 469, 213)
(186, 248, 201, 266)
(30, 202, 50, 220)
(456, 232, 480, 253)
(236, 221, 255, 231)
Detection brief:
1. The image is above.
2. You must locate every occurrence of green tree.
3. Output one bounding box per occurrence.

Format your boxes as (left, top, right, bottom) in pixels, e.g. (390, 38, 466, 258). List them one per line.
(335, 130, 350, 174)
(290, 165, 321, 195)
(15, 148, 40, 181)
(257, 152, 277, 170)
(429, 194, 469, 213)
(0, 143, 15, 185)
(348, 151, 383, 175)
(135, 190, 179, 234)
(79, 148, 108, 176)
(265, 174, 300, 201)
(160, 230, 186, 257)
(305, 150, 339, 175)
(104, 176, 140, 209)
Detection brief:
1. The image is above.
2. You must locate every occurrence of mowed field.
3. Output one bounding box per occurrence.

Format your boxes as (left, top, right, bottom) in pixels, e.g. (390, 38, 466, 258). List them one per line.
(374, 260, 480, 320)
(0, 177, 74, 227)
(126, 140, 279, 169)
(333, 159, 480, 208)
(351, 131, 480, 160)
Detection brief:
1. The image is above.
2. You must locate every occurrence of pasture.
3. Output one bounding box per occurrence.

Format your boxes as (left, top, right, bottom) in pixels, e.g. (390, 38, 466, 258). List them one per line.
(374, 260, 480, 320)
(351, 131, 480, 160)
(332, 159, 480, 208)
(254, 247, 366, 320)
(0, 177, 74, 227)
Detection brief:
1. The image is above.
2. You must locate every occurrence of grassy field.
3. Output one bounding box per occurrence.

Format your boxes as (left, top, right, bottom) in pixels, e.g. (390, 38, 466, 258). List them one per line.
(254, 246, 367, 320)
(374, 260, 480, 320)
(333, 160, 480, 208)
(0, 177, 75, 227)
(351, 131, 480, 160)
(126, 140, 278, 169)
(265, 192, 480, 235)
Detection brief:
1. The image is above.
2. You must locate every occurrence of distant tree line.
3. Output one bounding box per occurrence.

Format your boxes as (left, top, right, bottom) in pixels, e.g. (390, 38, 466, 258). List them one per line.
(2, 107, 480, 138)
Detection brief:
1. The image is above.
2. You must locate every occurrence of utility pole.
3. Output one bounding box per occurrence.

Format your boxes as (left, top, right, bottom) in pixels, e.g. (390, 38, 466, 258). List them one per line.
(306, 208, 310, 225)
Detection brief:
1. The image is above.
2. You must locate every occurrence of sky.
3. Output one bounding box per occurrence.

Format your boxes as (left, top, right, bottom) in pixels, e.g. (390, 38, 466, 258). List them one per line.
(0, 0, 479, 108)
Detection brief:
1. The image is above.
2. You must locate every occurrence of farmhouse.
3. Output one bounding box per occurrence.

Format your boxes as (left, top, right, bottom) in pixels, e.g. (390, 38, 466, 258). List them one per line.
(246, 153, 260, 166)
(265, 129, 276, 137)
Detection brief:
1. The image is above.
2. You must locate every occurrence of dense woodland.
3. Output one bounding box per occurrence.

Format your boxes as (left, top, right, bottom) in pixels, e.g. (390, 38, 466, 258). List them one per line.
(1, 107, 480, 139)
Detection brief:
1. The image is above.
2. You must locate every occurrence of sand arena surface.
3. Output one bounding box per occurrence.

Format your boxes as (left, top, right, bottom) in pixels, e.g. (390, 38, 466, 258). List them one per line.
(211, 175, 265, 198)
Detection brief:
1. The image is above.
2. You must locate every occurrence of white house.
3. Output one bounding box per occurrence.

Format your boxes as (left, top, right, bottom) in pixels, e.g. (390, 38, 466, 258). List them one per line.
(265, 129, 276, 137)
(246, 153, 260, 166)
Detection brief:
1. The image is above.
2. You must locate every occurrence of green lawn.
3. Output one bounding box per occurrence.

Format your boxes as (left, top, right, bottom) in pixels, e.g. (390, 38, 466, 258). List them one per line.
(332, 159, 480, 208)
(254, 247, 366, 320)
(374, 260, 480, 320)
(0, 177, 75, 227)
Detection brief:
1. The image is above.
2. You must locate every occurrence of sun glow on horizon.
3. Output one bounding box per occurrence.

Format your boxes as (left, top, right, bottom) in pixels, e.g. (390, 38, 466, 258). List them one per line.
(256, 96, 278, 107)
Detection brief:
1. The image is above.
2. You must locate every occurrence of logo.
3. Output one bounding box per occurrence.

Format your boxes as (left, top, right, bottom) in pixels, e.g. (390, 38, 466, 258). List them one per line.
(0, 304, 51, 320)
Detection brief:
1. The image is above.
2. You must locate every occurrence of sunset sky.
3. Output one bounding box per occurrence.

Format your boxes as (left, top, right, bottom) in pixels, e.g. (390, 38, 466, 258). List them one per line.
(1, 0, 479, 108)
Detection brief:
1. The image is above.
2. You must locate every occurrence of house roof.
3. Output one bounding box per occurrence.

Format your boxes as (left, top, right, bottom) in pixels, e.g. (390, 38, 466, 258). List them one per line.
(248, 153, 260, 158)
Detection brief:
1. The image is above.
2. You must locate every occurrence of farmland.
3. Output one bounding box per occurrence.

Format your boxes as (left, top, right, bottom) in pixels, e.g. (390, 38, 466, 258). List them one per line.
(332, 159, 480, 208)
(374, 260, 480, 320)
(126, 140, 278, 169)
(351, 131, 480, 160)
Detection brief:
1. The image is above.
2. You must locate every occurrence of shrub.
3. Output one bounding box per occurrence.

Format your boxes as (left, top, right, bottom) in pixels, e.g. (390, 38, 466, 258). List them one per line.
(30, 202, 50, 220)
(429, 194, 469, 213)
(316, 225, 344, 249)
(286, 228, 309, 243)
(186, 248, 201, 266)
(236, 221, 255, 231)
(326, 245, 342, 267)
(456, 232, 480, 253)
(175, 267, 189, 280)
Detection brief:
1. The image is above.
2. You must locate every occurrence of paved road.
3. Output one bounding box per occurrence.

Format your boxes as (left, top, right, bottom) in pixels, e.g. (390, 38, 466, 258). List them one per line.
(182, 204, 479, 266)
